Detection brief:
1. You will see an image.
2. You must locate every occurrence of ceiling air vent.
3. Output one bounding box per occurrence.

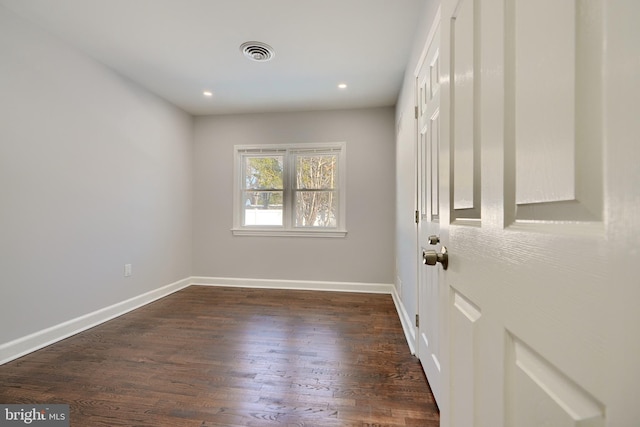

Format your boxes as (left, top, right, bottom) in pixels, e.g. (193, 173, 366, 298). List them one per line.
(240, 41, 275, 62)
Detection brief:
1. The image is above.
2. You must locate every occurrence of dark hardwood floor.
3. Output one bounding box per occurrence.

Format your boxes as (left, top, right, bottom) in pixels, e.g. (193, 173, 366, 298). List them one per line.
(0, 286, 439, 426)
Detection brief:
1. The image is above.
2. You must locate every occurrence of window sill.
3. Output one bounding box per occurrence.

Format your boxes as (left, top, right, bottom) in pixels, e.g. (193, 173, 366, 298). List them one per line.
(231, 228, 347, 238)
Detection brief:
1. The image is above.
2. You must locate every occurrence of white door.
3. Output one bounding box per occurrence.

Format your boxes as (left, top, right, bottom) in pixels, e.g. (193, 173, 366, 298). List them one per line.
(436, 0, 640, 426)
(416, 20, 444, 407)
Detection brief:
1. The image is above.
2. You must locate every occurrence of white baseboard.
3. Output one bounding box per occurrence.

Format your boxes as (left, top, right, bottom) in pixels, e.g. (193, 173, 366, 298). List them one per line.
(390, 287, 416, 355)
(0, 277, 191, 365)
(190, 276, 395, 294)
(1, 276, 416, 365)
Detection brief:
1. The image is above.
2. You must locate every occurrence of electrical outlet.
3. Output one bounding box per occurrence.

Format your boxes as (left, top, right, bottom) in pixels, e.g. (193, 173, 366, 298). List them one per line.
(124, 264, 132, 277)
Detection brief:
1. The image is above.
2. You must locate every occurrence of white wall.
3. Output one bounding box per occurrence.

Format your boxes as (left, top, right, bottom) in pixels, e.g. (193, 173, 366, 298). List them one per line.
(0, 7, 193, 344)
(193, 108, 395, 284)
(395, 1, 441, 342)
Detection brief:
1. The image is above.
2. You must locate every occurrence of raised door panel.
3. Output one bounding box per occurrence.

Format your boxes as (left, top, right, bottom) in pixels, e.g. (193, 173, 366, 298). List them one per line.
(429, 113, 440, 219)
(514, 0, 575, 205)
(508, 0, 603, 222)
(506, 335, 605, 427)
(450, 290, 481, 427)
(452, 0, 473, 211)
(452, 0, 480, 219)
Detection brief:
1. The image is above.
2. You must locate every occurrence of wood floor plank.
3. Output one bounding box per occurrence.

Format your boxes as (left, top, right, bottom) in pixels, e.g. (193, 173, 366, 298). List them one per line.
(0, 286, 439, 426)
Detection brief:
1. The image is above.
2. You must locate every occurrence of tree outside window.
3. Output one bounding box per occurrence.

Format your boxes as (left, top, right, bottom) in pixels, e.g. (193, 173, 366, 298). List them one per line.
(295, 154, 337, 227)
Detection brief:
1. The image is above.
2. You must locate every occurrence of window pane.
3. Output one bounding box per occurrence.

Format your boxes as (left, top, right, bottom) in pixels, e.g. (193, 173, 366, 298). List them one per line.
(244, 156, 283, 190)
(296, 155, 337, 189)
(295, 191, 337, 227)
(243, 191, 283, 226)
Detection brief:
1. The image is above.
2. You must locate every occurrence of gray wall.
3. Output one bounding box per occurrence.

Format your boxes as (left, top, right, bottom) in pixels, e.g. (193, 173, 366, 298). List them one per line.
(0, 8, 193, 344)
(193, 108, 395, 284)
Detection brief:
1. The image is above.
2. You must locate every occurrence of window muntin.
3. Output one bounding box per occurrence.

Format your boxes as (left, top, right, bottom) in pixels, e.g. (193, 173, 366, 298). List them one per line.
(233, 143, 346, 237)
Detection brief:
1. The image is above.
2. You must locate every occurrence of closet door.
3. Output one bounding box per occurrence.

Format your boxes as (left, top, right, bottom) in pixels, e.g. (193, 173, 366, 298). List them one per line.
(416, 20, 444, 407)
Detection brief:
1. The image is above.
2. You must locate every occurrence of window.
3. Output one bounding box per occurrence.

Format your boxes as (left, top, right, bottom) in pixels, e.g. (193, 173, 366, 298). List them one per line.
(233, 143, 346, 237)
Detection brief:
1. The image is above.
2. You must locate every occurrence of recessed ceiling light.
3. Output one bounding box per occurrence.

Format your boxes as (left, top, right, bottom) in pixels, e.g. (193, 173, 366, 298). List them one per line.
(338, 83, 348, 89)
(203, 91, 213, 97)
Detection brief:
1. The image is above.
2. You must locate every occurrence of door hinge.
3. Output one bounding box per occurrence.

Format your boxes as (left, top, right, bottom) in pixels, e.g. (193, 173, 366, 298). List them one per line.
(415, 314, 420, 327)
(415, 106, 419, 119)
(415, 210, 420, 224)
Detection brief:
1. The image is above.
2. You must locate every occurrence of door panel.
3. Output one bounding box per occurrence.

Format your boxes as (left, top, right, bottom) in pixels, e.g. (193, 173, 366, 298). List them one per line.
(508, 0, 604, 222)
(506, 335, 605, 427)
(429, 114, 440, 219)
(513, 0, 576, 206)
(439, 0, 639, 426)
(450, 290, 480, 427)
(451, 0, 481, 220)
(452, 0, 475, 211)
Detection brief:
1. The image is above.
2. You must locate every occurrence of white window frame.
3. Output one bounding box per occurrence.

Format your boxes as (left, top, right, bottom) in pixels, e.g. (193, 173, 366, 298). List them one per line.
(232, 142, 347, 237)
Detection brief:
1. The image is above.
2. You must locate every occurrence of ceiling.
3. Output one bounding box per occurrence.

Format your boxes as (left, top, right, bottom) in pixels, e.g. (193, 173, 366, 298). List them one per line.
(0, 0, 427, 115)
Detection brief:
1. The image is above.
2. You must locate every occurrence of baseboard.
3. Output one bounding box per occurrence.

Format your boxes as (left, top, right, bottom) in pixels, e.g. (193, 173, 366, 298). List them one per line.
(190, 276, 395, 294)
(390, 287, 416, 355)
(0, 277, 191, 365)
